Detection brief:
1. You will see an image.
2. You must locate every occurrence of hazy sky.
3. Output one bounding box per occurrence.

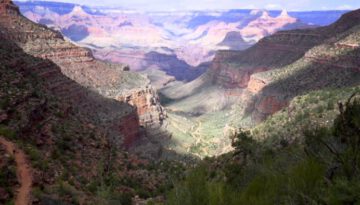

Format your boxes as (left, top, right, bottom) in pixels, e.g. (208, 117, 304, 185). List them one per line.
(17, 0, 360, 11)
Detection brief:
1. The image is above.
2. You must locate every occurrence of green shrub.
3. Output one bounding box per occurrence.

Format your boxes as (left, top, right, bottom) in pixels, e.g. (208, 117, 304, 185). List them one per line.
(26, 146, 41, 162)
(5, 200, 14, 205)
(0, 125, 16, 139)
(56, 181, 80, 204)
(167, 165, 208, 205)
(325, 178, 360, 205)
(327, 101, 335, 110)
(32, 187, 44, 199)
(239, 174, 284, 205)
(286, 159, 325, 204)
(0, 165, 17, 187)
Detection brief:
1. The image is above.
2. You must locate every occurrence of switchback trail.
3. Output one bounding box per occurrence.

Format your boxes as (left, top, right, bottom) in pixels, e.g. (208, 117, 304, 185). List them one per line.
(0, 136, 33, 205)
(190, 120, 209, 157)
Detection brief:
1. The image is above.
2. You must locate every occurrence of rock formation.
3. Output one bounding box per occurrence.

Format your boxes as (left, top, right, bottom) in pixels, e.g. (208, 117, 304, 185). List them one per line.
(0, 1, 173, 203)
(247, 75, 268, 93)
(116, 86, 166, 126)
(0, 40, 166, 204)
(0, 0, 18, 15)
(0, 0, 165, 148)
(208, 9, 360, 123)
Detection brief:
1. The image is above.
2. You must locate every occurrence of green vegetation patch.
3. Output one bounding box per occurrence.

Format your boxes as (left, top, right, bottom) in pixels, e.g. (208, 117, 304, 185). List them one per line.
(167, 95, 360, 205)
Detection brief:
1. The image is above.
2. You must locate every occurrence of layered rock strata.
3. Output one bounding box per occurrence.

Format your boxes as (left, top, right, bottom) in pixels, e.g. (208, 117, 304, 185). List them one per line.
(0, 1, 165, 147)
(208, 9, 360, 123)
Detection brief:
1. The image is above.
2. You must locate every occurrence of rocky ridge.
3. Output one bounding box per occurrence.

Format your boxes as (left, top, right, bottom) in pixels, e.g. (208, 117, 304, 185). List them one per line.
(0, 4, 141, 148)
(0, 0, 176, 203)
(0, 0, 165, 134)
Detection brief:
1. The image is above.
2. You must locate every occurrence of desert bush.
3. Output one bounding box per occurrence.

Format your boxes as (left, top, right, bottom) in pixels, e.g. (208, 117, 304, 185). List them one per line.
(0, 125, 16, 139)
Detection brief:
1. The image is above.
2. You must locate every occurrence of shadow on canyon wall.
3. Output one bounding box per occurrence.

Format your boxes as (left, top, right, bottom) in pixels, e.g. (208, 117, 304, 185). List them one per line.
(144, 51, 210, 82)
(0, 27, 197, 161)
(243, 47, 360, 122)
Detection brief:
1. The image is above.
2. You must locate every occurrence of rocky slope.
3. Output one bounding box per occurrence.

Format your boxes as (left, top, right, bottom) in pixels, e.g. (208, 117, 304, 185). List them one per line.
(1, 0, 165, 131)
(0, 140, 18, 204)
(0, 0, 178, 203)
(249, 10, 360, 122)
(1, 2, 140, 146)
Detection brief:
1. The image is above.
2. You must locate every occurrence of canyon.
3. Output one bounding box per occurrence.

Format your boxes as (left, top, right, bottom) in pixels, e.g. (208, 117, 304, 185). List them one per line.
(2, 0, 358, 160)
(159, 8, 360, 157)
(12, 2, 356, 159)
(16, 1, 348, 87)
(1, 0, 360, 203)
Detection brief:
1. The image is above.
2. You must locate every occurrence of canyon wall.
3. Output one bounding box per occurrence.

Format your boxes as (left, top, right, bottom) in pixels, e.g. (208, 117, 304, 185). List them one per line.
(0, 1, 165, 147)
(116, 86, 166, 126)
(210, 28, 324, 89)
(208, 9, 360, 123)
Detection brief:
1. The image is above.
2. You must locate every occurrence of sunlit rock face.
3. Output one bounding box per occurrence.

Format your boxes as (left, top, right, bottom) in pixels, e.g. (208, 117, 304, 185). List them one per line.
(116, 86, 167, 126)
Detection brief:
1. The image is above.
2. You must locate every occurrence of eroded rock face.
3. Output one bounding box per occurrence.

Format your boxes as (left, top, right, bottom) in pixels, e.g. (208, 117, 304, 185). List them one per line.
(209, 9, 360, 125)
(210, 51, 270, 89)
(117, 86, 166, 126)
(252, 94, 289, 123)
(206, 26, 328, 122)
(248, 75, 267, 93)
(212, 65, 251, 89)
(0, 1, 166, 147)
(0, 0, 19, 15)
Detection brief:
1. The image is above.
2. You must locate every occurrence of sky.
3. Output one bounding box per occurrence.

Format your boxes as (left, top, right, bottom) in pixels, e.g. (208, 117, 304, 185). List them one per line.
(17, 0, 360, 11)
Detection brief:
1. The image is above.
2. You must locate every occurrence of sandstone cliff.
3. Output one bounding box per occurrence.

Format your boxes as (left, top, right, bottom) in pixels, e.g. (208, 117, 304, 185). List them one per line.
(116, 86, 166, 126)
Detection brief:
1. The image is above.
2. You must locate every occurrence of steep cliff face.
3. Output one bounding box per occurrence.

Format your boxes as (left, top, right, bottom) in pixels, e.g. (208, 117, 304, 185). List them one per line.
(116, 85, 166, 126)
(211, 51, 270, 89)
(0, 1, 165, 145)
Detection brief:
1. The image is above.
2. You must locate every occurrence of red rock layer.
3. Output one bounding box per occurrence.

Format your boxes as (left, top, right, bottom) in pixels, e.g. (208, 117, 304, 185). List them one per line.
(117, 87, 166, 126)
(252, 95, 289, 122)
(0, 0, 19, 15)
(2, 0, 165, 124)
(0, 1, 146, 148)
